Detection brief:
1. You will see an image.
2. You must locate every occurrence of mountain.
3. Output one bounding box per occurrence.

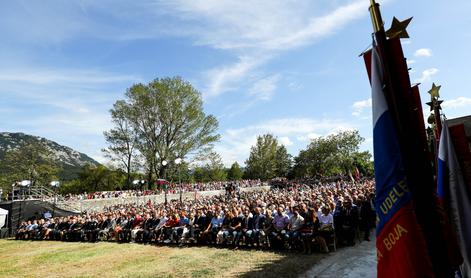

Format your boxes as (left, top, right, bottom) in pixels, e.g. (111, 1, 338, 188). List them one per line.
(0, 132, 100, 180)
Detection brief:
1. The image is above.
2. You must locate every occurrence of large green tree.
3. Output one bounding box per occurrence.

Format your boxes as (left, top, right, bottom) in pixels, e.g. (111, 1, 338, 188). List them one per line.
(275, 145, 292, 177)
(245, 134, 292, 180)
(292, 130, 370, 178)
(103, 100, 138, 189)
(227, 162, 243, 181)
(60, 165, 126, 194)
(352, 151, 374, 177)
(204, 151, 227, 182)
(105, 76, 220, 182)
(191, 151, 227, 182)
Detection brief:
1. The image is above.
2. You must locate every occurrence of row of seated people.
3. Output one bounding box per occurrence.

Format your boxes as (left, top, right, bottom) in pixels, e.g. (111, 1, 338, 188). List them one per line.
(16, 180, 376, 253)
(16, 205, 341, 253)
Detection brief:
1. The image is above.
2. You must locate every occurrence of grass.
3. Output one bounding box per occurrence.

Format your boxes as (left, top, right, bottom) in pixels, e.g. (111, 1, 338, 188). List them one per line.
(0, 240, 327, 278)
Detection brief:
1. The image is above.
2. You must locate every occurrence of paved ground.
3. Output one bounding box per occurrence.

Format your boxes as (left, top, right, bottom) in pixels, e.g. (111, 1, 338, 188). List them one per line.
(300, 239, 376, 278)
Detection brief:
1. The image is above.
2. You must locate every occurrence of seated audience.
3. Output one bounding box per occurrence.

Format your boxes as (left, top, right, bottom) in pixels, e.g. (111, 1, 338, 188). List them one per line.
(14, 178, 374, 254)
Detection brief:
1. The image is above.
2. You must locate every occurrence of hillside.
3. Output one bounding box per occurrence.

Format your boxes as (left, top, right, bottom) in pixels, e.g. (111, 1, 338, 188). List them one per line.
(0, 132, 100, 180)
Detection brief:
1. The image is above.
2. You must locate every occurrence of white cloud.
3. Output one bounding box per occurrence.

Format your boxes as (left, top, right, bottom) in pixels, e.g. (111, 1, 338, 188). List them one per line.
(0, 69, 140, 85)
(414, 48, 432, 57)
(407, 59, 416, 65)
(163, 0, 370, 51)
(279, 136, 293, 146)
(3, 0, 375, 51)
(442, 97, 471, 109)
(296, 133, 321, 142)
(203, 55, 267, 98)
(226, 118, 352, 137)
(193, 0, 374, 99)
(416, 68, 439, 83)
(352, 98, 372, 117)
(217, 117, 356, 166)
(249, 74, 281, 101)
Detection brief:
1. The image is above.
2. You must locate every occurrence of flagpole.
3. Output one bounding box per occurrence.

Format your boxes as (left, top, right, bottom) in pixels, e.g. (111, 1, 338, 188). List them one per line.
(368, 0, 383, 33)
(434, 105, 442, 139)
(368, 0, 405, 139)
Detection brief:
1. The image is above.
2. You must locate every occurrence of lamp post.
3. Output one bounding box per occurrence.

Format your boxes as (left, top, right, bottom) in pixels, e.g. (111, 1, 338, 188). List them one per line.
(132, 179, 141, 205)
(175, 158, 182, 204)
(50, 181, 60, 217)
(162, 160, 168, 206)
(11, 183, 15, 201)
(20, 180, 31, 199)
(140, 180, 145, 189)
(17, 180, 31, 230)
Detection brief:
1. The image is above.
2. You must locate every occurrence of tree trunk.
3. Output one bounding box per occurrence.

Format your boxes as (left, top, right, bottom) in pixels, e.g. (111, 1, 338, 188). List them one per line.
(126, 155, 132, 189)
(147, 160, 154, 190)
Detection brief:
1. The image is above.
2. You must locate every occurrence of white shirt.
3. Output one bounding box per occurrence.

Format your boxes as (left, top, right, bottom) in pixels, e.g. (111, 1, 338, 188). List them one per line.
(318, 212, 334, 228)
(156, 216, 168, 229)
(289, 215, 304, 231)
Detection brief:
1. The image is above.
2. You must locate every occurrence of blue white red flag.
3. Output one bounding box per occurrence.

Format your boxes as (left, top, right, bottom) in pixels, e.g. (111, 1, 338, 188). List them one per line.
(437, 121, 471, 277)
(370, 45, 434, 277)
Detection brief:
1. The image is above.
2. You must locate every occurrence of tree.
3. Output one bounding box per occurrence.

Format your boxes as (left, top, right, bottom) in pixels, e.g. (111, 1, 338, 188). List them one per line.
(110, 77, 220, 182)
(204, 151, 227, 181)
(292, 130, 368, 178)
(192, 167, 206, 183)
(191, 150, 226, 182)
(352, 151, 374, 177)
(275, 145, 292, 177)
(245, 134, 292, 180)
(103, 100, 138, 189)
(60, 165, 126, 194)
(227, 162, 243, 181)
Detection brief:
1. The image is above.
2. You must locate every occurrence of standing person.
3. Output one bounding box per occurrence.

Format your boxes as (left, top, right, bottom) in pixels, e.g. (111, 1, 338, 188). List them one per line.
(359, 194, 374, 241)
(339, 197, 359, 246)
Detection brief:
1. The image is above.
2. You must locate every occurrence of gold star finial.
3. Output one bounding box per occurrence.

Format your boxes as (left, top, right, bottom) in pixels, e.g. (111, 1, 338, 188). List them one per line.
(428, 83, 441, 100)
(385, 17, 413, 39)
(426, 99, 444, 111)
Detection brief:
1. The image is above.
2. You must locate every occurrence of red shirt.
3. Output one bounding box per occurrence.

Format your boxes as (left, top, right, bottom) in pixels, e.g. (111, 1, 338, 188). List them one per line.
(166, 217, 180, 227)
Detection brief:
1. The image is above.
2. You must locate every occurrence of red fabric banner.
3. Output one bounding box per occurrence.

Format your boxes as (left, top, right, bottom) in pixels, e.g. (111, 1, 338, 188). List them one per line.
(377, 201, 434, 278)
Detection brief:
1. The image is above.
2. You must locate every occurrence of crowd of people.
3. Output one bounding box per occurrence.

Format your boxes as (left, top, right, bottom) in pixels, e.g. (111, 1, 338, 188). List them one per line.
(62, 179, 263, 201)
(15, 178, 376, 254)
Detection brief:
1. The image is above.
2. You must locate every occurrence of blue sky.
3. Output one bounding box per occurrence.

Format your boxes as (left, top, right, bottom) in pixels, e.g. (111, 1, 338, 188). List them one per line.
(1, 0, 470, 166)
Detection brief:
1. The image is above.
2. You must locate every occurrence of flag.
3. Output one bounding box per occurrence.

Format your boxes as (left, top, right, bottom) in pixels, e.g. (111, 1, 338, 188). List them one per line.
(370, 45, 434, 277)
(437, 121, 471, 277)
(449, 124, 471, 194)
(354, 167, 361, 181)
